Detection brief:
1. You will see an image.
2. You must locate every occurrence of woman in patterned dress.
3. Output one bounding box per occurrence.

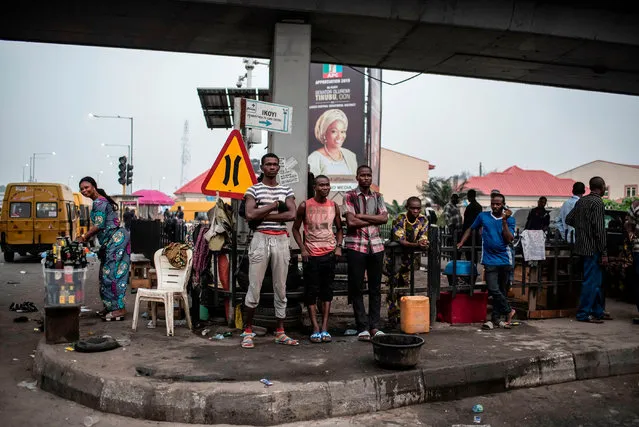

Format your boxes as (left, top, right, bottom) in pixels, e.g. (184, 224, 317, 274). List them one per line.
(76, 177, 130, 321)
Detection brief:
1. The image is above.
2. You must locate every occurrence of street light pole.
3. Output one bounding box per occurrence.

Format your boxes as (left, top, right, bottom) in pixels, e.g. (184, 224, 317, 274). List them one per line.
(31, 152, 56, 182)
(89, 113, 134, 192)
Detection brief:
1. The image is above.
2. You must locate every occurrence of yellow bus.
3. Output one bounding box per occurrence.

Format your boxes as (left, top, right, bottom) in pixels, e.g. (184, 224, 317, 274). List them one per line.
(73, 192, 92, 236)
(0, 183, 76, 262)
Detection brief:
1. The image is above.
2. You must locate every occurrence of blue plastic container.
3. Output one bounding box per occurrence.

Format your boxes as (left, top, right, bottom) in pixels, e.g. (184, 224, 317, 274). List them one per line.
(443, 260, 478, 276)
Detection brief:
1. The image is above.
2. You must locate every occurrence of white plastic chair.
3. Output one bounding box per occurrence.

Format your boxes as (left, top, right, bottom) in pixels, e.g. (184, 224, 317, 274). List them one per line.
(132, 248, 193, 336)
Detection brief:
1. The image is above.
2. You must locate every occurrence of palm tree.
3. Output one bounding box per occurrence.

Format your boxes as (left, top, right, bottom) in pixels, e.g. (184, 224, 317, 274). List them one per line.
(418, 175, 468, 209)
(385, 199, 406, 219)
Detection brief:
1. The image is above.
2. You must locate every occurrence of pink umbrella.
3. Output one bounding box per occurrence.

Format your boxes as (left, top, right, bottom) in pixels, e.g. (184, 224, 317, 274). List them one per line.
(132, 189, 175, 206)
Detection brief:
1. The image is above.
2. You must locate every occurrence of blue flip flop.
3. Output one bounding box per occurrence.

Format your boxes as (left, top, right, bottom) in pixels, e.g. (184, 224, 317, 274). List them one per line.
(320, 331, 332, 342)
(310, 332, 322, 343)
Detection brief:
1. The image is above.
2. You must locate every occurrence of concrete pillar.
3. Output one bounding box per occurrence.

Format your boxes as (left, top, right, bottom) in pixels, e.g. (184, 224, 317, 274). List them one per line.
(268, 23, 311, 204)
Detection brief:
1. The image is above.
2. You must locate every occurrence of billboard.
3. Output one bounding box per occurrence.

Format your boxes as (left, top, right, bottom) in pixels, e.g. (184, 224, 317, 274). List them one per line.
(308, 63, 366, 192)
(368, 69, 382, 188)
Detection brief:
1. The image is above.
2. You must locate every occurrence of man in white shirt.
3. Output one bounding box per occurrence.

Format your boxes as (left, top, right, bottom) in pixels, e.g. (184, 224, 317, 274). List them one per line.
(557, 182, 585, 243)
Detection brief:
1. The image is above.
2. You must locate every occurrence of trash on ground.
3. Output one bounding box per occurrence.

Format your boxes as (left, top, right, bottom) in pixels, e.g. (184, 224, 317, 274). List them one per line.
(211, 334, 225, 340)
(13, 316, 29, 323)
(65, 346, 75, 352)
(472, 404, 484, 413)
(83, 415, 99, 427)
(115, 338, 131, 347)
(344, 329, 357, 336)
(223, 331, 232, 337)
(20, 271, 26, 274)
(260, 378, 273, 387)
(7, 281, 19, 284)
(473, 415, 482, 424)
(12, 358, 19, 361)
(17, 380, 37, 391)
(10, 302, 38, 313)
(141, 312, 148, 318)
(147, 320, 156, 329)
(201, 328, 210, 336)
(33, 328, 40, 332)
(80, 306, 92, 313)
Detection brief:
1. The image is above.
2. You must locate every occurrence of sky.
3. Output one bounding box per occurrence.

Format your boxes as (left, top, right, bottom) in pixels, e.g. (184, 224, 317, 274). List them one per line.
(1, 40, 639, 196)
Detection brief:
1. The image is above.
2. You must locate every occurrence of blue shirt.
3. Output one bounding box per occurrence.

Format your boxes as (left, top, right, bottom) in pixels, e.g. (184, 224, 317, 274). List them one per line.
(471, 212, 515, 266)
(557, 195, 579, 243)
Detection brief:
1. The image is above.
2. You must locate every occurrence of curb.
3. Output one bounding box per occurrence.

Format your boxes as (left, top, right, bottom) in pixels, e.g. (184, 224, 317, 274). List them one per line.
(34, 341, 639, 425)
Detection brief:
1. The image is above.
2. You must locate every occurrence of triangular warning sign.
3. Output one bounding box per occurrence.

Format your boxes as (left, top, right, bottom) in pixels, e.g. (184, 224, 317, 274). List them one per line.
(201, 130, 257, 199)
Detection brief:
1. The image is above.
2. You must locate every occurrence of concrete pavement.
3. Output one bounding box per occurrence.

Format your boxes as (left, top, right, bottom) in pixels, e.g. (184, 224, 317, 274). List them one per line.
(3, 253, 639, 425)
(32, 299, 639, 425)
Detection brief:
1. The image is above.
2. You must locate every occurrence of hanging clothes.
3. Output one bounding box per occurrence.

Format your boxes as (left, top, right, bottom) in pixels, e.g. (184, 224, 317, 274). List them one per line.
(521, 230, 546, 261)
(192, 225, 212, 284)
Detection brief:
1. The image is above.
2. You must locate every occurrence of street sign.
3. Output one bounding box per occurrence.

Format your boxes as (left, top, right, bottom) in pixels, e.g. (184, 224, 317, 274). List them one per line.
(201, 130, 257, 199)
(243, 99, 293, 134)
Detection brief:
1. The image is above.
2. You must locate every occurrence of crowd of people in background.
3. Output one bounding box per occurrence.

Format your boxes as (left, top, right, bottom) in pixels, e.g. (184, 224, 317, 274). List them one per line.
(78, 154, 638, 337)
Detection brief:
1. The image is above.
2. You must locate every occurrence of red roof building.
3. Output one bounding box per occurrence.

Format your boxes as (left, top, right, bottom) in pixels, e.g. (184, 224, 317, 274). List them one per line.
(465, 166, 576, 208)
(174, 170, 210, 202)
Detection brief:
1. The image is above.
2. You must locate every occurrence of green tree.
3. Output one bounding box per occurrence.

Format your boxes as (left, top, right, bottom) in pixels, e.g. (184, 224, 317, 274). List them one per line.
(603, 197, 639, 211)
(385, 199, 406, 219)
(418, 175, 468, 209)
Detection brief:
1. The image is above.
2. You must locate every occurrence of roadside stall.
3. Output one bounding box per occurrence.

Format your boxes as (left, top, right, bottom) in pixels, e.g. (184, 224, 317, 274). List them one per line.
(131, 189, 174, 220)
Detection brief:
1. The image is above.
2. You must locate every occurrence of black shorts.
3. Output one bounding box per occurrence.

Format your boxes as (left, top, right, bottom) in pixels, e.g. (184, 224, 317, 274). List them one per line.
(303, 253, 336, 305)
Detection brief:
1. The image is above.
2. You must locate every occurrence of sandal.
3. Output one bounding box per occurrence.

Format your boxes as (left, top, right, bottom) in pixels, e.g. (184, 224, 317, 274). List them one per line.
(498, 321, 512, 329)
(320, 331, 332, 343)
(102, 312, 125, 322)
(310, 332, 322, 343)
(599, 312, 613, 321)
(372, 330, 385, 338)
(274, 333, 299, 346)
(357, 331, 371, 341)
(241, 332, 255, 349)
(577, 315, 604, 324)
(482, 321, 494, 330)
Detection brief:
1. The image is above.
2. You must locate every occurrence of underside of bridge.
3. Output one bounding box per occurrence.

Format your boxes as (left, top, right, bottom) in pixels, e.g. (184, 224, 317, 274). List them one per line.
(2, 0, 639, 95)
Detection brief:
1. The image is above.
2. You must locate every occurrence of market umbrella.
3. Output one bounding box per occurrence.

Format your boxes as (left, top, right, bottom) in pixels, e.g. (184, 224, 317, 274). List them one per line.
(131, 189, 175, 206)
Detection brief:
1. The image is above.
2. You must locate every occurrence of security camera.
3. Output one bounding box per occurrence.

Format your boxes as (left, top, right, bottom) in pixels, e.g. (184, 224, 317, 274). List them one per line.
(236, 80, 243, 88)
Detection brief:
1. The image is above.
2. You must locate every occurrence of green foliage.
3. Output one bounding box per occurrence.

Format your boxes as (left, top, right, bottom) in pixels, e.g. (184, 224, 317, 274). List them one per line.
(603, 197, 639, 211)
(418, 175, 468, 209)
(385, 199, 406, 219)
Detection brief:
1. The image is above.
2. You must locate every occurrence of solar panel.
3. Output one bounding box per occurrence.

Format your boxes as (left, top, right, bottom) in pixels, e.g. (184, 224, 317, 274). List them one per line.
(197, 88, 271, 129)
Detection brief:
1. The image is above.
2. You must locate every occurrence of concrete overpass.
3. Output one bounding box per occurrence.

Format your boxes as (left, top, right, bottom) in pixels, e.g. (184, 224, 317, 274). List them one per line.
(4, 0, 639, 204)
(2, 0, 639, 95)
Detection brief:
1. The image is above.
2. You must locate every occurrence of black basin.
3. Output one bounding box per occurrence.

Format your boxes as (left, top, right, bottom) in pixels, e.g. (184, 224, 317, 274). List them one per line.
(372, 333, 425, 370)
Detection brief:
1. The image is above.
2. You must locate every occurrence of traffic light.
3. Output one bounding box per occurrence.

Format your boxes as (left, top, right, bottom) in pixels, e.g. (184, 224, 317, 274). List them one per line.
(126, 164, 133, 186)
(117, 156, 127, 185)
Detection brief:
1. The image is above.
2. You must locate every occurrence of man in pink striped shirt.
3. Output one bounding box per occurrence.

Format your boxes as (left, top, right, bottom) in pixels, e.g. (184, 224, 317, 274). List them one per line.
(293, 175, 343, 343)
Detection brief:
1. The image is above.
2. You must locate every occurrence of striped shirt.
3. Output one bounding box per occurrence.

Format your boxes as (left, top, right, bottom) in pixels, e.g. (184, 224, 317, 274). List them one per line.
(244, 182, 294, 233)
(343, 187, 387, 254)
(565, 193, 606, 256)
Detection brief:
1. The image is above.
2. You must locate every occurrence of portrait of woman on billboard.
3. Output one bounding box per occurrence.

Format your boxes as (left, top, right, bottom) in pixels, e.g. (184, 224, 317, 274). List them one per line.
(308, 108, 358, 177)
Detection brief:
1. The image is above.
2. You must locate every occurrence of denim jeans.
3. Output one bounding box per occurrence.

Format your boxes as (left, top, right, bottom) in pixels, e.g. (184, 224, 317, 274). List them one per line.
(634, 252, 639, 313)
(347, 249, 384, 332)
(577, 253, 605, 321)
(484, 265, 512, 323)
